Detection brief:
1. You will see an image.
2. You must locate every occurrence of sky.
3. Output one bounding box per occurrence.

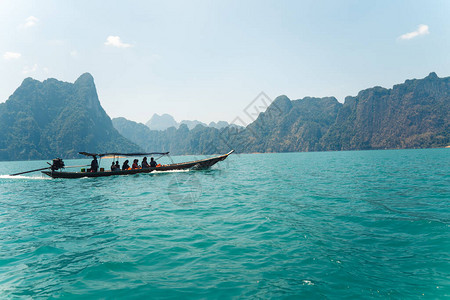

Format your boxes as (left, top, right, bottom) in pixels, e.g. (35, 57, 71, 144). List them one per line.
(0, 0, 449, 125)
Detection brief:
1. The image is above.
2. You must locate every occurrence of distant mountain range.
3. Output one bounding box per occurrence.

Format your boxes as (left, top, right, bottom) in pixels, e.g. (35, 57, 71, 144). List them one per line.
(0, 72, 448, 161)
(113, 72, 449, 154)
(0, 73, 140, 161)
(145, 113, 232, 130)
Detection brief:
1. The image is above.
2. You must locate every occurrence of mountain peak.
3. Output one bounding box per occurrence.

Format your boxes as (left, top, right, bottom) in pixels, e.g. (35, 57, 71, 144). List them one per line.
(270, 95, 292, 112)
(146, 113, 178, 130)
(0, 73, 139, 160)
(426, 72, 438, 80)
(20, 77, 39, 87)
(74, 72, 95, 86)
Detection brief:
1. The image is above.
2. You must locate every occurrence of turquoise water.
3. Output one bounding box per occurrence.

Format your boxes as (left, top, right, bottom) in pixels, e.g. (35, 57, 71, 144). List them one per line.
(0, 149, 449, 298)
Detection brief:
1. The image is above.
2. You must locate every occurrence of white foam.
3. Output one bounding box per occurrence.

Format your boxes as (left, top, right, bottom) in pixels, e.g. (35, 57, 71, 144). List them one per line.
(0, 169, 191, 180)
(302, 280, 315, 286)
(0, 175, 50, 180)
(152, 169, 191, 174)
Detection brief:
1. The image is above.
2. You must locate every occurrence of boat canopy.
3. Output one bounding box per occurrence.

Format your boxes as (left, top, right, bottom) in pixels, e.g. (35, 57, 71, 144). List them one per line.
(79, 152, 169, 157)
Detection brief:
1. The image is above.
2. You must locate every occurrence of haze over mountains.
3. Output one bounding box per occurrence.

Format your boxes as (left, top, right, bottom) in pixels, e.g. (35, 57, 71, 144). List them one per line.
(145, 113, 231, 131)
(113, 72, 449, 154)
(0, 72, 448, 161)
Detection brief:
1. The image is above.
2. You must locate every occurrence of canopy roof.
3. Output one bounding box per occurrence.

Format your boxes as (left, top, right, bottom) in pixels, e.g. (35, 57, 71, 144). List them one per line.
(79, 152, 169, 158)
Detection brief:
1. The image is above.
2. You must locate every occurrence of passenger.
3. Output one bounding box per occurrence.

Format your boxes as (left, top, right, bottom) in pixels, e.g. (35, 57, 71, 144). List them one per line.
(115, 161, 120, 170)
(91, 156, 99, 173)
(132, 159, 140, 169)
(142, 157, 149, 168)
(122, 160, 130, 170)
(149, 157, 157, 167)
(110, 161, 116, 171)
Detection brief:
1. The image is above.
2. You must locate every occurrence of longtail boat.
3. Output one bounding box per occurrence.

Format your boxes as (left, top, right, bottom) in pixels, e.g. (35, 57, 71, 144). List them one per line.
(39, 150, 234, 179)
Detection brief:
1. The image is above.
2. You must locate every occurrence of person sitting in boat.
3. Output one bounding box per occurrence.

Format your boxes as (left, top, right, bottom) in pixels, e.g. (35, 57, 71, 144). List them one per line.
(115, 161, 120, 170)
(90, 156, 99, 172)
(150, 157, 157, 167)
(132, 159, 140, 169)
(122, 160, 130, 170)
(141, 157, 149, 168)
(111, 161, 116, 171)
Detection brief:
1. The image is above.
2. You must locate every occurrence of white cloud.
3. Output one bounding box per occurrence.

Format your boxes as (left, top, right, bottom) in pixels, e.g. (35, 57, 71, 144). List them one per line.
(23, 64, 38, 74)
(23, 16, 39, 28)
(399, 24, 429, 40)
(3, 52, 21, 60)
(104, 36, 133, 48)
(70, 50, 78, 57)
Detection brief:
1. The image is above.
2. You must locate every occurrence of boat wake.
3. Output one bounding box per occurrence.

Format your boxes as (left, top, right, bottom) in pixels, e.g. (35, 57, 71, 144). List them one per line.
(73, 169, 191, 179)
(152, 169, 191, 174)
(0, 174, 51, 180)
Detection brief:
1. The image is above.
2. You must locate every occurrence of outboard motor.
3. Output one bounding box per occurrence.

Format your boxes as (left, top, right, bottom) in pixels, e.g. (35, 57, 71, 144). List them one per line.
(51, 158, 65, 171)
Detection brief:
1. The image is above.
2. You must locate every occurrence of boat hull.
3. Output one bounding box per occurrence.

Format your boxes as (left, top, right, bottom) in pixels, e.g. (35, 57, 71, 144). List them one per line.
(42, 150, 234, 179)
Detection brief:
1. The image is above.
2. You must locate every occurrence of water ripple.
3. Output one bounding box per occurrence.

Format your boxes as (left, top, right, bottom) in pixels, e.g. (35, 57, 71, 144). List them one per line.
(0, 149, 449, 298)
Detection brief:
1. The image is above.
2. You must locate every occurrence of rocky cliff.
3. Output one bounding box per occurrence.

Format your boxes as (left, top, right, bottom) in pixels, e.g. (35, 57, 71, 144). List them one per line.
(0, 73, 140, 160)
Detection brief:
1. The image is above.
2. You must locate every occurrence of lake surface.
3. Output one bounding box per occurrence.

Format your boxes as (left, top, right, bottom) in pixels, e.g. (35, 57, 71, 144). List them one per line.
(0, 149, 449, 298)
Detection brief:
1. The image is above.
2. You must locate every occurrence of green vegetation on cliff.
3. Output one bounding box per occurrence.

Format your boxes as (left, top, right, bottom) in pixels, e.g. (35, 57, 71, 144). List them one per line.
(321, 72, 449, 150)
(112, 117, 240, 155)
(113, 73, 449, 154)
(0, 73, 140, 161)
(1, 72, 447, 161)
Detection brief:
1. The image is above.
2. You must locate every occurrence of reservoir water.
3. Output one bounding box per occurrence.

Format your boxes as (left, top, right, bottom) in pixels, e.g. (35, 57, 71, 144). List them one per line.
(0, 149, 449, 298)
